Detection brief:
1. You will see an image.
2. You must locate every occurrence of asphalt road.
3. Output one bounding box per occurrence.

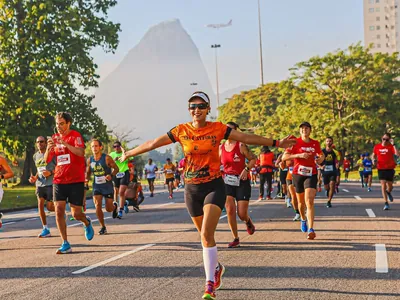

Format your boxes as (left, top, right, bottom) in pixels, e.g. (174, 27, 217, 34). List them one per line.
(0, 182, 399, 300)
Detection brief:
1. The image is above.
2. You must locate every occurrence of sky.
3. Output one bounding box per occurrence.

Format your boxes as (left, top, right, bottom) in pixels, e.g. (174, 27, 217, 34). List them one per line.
(93, 0, 364, 93)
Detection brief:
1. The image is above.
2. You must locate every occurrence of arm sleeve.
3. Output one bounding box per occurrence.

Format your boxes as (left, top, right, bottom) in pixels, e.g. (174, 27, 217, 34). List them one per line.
(167, 126, 180, 143)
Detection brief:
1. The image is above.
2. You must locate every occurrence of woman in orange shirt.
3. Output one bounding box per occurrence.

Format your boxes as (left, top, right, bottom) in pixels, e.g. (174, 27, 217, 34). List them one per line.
(120, 91, 296, 300)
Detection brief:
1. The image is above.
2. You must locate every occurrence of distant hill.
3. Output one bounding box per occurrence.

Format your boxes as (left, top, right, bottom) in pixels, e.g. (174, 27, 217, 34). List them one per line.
(93, 19, 214, 143)
(220, 85, 256, 104)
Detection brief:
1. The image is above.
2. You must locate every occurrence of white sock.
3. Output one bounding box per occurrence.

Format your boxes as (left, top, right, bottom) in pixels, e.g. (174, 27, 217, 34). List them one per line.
(202, 246, 218, 282)
(43, 225, 48, 230)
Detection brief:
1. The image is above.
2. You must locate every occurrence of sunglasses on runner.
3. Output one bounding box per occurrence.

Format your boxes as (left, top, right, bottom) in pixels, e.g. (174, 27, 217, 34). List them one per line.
(382, 138, 390, 141)
(36, 140, 45, 143)
(189, 103, 208, 110)
(113, 145, 121, 148)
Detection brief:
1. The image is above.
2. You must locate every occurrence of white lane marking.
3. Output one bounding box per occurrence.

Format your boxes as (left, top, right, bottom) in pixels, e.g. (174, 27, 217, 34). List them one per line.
(366, 209, 376, 218)
(154, 202, 175, 208)
(375, 244, 389, 273)
(342, 189, 350, 193)
(72, 244, 155, 274)
(354, 196, 362, 200)
(25, 218, 38, 221)
(219, 214, 227, 220)
(3, 221, 16, 226)
(67, 216, 111, 228)
(251, 199, 263, 205)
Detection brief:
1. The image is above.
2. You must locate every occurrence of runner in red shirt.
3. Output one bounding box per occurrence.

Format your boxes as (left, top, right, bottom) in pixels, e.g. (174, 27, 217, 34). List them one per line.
(343, 156, 351, 182)
(45, 112, 94, 254)
(282, 122, 324, 240)
(220, 122, 257, 248)
(372, 132, 398, 210)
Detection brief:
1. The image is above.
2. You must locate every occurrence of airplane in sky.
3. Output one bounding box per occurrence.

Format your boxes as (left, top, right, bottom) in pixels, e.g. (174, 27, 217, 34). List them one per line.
(205, 19, 232, 29)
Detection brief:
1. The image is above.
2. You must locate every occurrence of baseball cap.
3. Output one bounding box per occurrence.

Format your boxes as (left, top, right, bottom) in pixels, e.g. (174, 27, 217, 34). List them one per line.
(299, 121, 312, 128)
(188, 92, 210, 105)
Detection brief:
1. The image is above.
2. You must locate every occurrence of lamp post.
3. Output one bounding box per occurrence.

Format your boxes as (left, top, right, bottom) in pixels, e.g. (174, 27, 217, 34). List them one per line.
(211, 44, 221, 116)
(257, 0, 264, 85)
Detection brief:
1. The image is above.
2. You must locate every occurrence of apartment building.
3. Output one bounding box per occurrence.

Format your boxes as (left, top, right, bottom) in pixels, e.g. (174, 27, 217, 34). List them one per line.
(364, 0, 400, 54)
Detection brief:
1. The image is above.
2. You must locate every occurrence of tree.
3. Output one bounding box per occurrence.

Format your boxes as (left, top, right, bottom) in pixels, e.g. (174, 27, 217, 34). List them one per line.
(0, 0, 120, 184)
(173, 143, 184, 162)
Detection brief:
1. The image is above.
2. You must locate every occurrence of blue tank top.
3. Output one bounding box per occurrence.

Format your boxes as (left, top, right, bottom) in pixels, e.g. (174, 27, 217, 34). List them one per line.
(90, 154, 112, 187)
(363, 159, 373, 172)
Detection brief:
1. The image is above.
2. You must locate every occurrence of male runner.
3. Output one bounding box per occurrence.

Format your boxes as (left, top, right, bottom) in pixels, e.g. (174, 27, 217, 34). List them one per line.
(343, 155, 351, 182)
(86, 139, 119, 234)
(29, 136, 56, 237)
(144, 158, 158, 197)
(45, 112, 94, 254)
(163, 158, 176, 199)
(356, 154, 366, 187)
(0, 156, 14, 229)
(363, 153, 373, 192)
(109, 141, 131, 219)
(321, 137, 340, 208)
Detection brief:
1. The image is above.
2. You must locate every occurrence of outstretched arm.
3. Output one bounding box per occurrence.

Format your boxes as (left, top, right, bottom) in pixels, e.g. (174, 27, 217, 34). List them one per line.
(229, 130, 296, 149)
(0, 157, 14, 179)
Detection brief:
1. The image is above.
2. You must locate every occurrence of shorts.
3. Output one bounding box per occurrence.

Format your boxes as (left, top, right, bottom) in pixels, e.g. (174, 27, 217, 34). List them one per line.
(93, 183, 114, 199)
(323, 172, 337, 185)
(363, 172, 372, 178)
(184, 177, 226, 217)
(286, 179, 293, 186)
(280, 170, 288, 184)
(112, 170, 130, 188)
(165, 178, 174, 184)
(292, 174, 318, 194)
(54, 182, 84, 206)
(225, 179, 251, 201)
(378, 169, 395, 182)
(336, 169, 341, 176)
(174, 174, 181, 180)
(36, 186, 53, 201)
(147, 177, 155, 185)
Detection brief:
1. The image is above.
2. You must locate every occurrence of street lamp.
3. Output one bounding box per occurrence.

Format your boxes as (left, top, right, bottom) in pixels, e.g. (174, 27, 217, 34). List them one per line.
(257, 0, 264, 85)
(211, 44, 221, 116)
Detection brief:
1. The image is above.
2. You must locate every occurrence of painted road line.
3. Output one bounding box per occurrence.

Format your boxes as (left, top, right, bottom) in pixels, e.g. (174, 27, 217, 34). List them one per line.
(219, 214, 227, 220)
(375, 244, 389, 273)
(3, 221, 16, 226)
(354, 196, 362, 200)
(72, 244, 155, 274)
(342, 189, 350, 193)
(25, 218, 38, 221)
(366, 209, 376, 218)
(154, 202, 175, 208)
(68, 216, 112, 228)
(251, 199, 263, 205)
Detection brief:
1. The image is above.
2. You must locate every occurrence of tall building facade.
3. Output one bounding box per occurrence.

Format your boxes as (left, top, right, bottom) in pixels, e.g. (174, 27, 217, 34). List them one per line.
(364, 0, 400, 54)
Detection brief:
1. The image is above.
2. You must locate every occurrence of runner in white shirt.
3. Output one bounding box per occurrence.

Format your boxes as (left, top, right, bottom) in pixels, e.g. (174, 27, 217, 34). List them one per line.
(144, 158, 158, 197)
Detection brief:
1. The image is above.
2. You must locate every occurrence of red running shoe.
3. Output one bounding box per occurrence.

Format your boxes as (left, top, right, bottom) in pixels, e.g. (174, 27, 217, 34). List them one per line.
(266, 196, 272, 200)
(246, 218, 256, 235)
(258, 196, 263, 200)
(214, 263, 226, 290)
(202, 280, 216, 300)
(228, 238, 240, 248)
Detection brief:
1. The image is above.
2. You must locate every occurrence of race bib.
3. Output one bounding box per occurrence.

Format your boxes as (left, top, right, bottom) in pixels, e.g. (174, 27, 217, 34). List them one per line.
(95, 176, 107, 184)
(166, 169, 173, 174)
(283, 168, 288, 171)
(298, 165, 313, 177)
(289, 167, 294, 174)
(37, 166, 46, 175)
(116, 172, 125, 179)
(345, 168, 350, 172)
(224, 174, 240, 186)
(365, 167, 372, 172)
(325, 165, 334, 172)
(57, 154, 71, 166)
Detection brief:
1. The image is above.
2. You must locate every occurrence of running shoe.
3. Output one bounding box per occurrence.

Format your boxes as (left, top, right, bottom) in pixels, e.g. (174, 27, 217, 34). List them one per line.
(69, 216, 75, 221)
(168, 194, 173, 199)
(258, 196, 263, 200)
(133, 206, 140, 212)
(307, 228, 316, 240)
(98, 226, 107, 235)
(112, 202, 118, 219)
(383, 203, 390, 210)
(368, 187, 372, 192)
(386, 190, 394, 202)
(84, 216, 94, 241)
(326, 201, 332, 208)
(286, 198, 292, 208)
(246, 218, 256, 235)
(266, 196, 272, 200)
(293, 213, 301, 221)
(150, 192, 154, 197)
(222, 207, 226, 213)
(117, 210, 123, 219)
(228, 238, 240, 248)
(38, 228, 51, 238)
(214, 263, 225, 290)
(56, 241, 72, 254)
(124, 201, 129, 214)
(202, 281, 216, 300)
(301, 220, 308, 233)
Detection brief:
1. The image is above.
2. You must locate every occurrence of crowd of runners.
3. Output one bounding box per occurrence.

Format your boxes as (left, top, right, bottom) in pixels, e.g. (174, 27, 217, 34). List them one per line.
(0, 91, 398, 300)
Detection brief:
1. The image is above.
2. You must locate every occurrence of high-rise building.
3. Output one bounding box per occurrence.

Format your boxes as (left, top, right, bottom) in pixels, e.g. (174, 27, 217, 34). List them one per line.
(364, 0, 400, 54)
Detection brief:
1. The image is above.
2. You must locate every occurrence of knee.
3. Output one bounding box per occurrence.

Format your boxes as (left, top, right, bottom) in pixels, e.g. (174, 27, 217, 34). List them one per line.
(201, 230, 215, 247)
(105, 203, 114, 212)
(55, 206, 65, 218)
(46, 202, 55, 211)
(237, 211, 247, 221)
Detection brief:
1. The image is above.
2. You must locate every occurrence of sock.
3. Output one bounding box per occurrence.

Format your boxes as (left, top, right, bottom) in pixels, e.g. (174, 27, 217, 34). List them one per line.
(43, 225, 48, 230)
(202, 246, 218, 282)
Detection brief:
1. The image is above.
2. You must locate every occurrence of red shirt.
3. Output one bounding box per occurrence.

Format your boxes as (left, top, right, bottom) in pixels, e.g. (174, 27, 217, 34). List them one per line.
(257, 152, 274, 174)
(47, 130, 86, 184)
(343, 159, 351, 170)
(221, 142, 245, 176)
(285, 137, 322, 176)
(373, 143, 396, 170)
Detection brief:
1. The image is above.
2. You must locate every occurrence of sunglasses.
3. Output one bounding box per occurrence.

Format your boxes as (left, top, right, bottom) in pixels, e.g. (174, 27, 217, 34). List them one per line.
(189, 103, 208, 110)
(382, 138, 390, 141)
(113, 145, 121, 148)
(36, 141, 45, 143)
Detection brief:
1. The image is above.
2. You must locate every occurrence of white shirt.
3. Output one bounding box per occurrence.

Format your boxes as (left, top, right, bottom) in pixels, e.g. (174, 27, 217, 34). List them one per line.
(144, 163, 157, 179)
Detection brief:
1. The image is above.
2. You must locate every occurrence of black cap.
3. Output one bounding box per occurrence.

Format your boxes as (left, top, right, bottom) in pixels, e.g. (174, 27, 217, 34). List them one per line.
(166, 158, 171, 161)
(299, 122, 312, 129)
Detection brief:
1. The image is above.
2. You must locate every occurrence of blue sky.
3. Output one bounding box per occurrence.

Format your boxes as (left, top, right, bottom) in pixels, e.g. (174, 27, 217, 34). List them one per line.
(94, 0, 364, 92)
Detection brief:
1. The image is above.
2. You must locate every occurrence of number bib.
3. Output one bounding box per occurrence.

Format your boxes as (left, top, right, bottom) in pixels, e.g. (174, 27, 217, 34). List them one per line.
(224, 174, 240, 186)
(57, 154, 71, 166)
(324, 165, 334, 172)
(95, 176, 107, 184)
(37, 166, 46, 175)
(116, 172, 125, 179)
(166, 169, 173, 174)
(345, 168, 349, 172)
(365, 167, 372, 172)
(298, 165, 313, 177)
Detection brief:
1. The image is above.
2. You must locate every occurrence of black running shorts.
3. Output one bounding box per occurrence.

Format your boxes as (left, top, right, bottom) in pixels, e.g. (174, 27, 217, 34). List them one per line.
(279, 170, 288, 185)
(292, 174, 318, 194)
(112, 170, 130, 188)
(184, 177, 226, 217)
(165, 178, 174, 184)
(225, 179, 251, 201)
(36, 185, 53, 201)
(286, 179, 293, 186)
(53, 182, 85, 206)
(323, 172, 337, 185)
(378, 169, 395, 182)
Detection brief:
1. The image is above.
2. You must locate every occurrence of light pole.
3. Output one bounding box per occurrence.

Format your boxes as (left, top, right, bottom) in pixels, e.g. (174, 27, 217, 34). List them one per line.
(257, 0, 264, 85)
(211, 44, 221, 116)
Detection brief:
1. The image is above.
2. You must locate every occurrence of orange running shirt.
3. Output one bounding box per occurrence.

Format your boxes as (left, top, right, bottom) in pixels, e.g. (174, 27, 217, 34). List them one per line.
(164, 163, 175, 179)
(168, 122, 231, 184)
